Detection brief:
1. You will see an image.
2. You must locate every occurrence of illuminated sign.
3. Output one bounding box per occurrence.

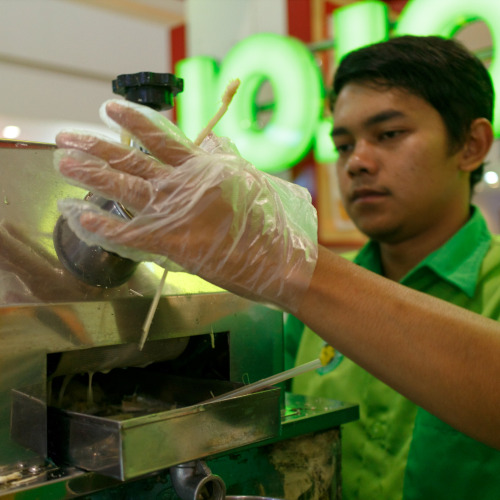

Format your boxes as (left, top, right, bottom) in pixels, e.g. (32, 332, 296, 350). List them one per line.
(177, 33, 324, 173)
(176, 0, 499, 172)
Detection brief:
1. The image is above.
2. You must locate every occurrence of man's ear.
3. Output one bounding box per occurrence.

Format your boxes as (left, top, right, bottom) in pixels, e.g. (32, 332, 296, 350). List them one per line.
(459, 118, 494, 173)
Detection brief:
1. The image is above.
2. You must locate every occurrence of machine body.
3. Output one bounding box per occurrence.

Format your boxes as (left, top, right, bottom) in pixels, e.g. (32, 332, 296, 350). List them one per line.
(0, 142, 358, 499)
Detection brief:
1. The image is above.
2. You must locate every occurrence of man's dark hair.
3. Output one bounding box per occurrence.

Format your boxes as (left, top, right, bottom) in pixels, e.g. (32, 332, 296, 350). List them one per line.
(331, 35, 494, 189)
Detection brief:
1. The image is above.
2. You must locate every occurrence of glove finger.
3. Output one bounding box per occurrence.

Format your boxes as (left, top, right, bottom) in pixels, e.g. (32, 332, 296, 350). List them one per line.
(56, 131, 171, 182)
(102, 99, 198, 167)
(56, 150, 159, 212)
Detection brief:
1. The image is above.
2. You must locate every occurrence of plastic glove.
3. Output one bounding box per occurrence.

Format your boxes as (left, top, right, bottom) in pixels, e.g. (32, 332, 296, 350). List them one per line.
(54, 99, 318, 313)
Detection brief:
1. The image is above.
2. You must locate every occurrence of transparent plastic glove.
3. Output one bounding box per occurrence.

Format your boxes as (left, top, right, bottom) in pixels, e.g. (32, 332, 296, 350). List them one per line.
(55, 99, 318, 313)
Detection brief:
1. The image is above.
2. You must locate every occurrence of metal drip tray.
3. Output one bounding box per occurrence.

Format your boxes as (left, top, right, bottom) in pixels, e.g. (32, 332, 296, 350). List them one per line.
(36, 372, 280, 481)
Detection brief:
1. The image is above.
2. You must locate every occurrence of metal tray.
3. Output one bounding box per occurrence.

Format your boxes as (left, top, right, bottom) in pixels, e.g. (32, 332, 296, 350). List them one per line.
(44, 373, 280, 481)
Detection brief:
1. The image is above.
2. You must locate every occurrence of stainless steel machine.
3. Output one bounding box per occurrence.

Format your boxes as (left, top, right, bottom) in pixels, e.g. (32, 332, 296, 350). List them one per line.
(0, 139, 358, 499)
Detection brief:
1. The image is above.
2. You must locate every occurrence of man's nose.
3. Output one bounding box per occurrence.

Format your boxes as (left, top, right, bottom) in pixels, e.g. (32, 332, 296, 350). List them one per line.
(345, 141, 378, 176)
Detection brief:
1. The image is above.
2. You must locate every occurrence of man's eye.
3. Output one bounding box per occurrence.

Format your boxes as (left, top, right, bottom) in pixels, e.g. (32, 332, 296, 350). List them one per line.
(380, 130, 404, 140)
(334, 143, 353, 154)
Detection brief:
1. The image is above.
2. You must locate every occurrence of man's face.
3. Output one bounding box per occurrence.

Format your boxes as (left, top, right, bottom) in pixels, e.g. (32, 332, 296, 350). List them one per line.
(332, 83, 469, 244)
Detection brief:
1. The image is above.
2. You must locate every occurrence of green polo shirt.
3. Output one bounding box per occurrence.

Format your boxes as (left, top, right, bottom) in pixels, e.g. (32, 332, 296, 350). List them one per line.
(292, 207, 500, 500)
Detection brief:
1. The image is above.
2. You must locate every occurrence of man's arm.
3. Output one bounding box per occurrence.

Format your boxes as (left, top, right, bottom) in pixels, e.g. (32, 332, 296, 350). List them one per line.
(297, 245, 500, 449)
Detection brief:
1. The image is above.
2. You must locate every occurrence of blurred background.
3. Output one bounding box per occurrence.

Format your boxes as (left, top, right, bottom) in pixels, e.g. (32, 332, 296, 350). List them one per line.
(1, 0, 498, 243)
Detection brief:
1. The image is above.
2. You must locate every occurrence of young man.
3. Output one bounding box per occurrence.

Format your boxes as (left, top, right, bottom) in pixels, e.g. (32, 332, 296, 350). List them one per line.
(55, 34, 500, 500)
(293, 35, 500, 499)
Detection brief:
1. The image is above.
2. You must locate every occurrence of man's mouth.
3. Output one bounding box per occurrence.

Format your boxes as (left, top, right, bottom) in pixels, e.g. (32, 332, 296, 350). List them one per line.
(350, 187, 389, 203)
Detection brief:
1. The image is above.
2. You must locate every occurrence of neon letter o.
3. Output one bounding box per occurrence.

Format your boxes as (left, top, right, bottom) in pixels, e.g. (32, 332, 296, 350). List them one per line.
(395, 0, 500, 137)
(215, 33, 324, 173)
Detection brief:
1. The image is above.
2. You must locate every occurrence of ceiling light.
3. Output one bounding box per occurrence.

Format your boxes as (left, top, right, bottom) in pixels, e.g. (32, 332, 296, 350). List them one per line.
(2, 125, 21, 139)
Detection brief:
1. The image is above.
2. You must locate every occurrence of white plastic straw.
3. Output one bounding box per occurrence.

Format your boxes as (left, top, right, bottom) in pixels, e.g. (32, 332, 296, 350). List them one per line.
(138, 268, 168, 350)
(204, 358, 322, 403)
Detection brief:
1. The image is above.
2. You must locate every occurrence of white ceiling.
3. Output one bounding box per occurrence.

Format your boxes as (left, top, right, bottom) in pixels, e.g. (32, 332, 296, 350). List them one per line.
(63, 0, 186, 26)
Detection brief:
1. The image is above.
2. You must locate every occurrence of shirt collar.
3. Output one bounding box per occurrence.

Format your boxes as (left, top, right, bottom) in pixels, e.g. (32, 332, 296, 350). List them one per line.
(353, 206, 492, 297)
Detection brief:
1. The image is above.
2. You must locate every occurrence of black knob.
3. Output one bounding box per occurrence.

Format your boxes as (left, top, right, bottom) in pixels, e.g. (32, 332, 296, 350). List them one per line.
(112, 72, 184, 111)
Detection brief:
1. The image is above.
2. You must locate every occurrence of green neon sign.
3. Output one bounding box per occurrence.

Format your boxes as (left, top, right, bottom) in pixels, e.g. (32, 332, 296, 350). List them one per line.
(395, 0, 500, 136)
(176, 0, 499, 172)
(177, 33, 324, 173)
(176, 56, 219, 144)
(333, 0, 389, 64)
